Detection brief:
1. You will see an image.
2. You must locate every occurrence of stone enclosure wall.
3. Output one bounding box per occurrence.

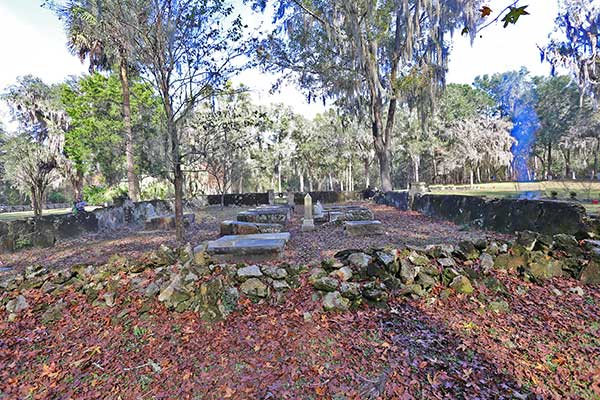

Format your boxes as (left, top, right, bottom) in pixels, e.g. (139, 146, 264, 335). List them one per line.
(377, 191, 591, 236)
(0, 199, 181, 253)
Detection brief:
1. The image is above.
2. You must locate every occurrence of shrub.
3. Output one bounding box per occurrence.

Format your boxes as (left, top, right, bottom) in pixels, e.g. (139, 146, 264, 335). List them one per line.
(550, 191, 558, 199)
(570, 191, 577, 199)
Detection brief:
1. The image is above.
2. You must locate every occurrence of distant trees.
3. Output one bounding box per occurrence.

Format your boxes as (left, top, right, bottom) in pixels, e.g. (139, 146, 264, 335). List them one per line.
(50, 0, 143, 201)
(252, 0, 490, 191)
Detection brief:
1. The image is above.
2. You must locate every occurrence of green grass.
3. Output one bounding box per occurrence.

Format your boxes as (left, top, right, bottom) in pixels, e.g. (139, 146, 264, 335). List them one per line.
(429, 181, 600, 214)
(0, 207, 98, 221)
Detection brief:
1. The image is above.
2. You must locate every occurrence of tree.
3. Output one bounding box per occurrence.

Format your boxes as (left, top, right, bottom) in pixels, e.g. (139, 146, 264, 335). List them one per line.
(184, 89, 258, 207)
(59, 72, 163, 195)
(252, 0, 492, 191)
(2, 136, 59, 216)
(49, 0, 143, 201)
(533, 75, 581, 178)
(543, 0, 600, 104)
(108, 0, 251, 241)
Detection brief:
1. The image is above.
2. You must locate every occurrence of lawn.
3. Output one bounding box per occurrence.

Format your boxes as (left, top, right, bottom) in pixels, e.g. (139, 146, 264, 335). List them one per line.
(430, 181, 600, 214)
(0, 207, 101, 222)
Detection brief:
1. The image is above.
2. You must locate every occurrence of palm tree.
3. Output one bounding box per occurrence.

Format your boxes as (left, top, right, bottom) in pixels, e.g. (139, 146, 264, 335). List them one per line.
(49, 0, 141, 202)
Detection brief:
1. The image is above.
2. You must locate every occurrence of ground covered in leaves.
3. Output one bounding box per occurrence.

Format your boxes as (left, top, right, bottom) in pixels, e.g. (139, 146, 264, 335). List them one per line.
(1, 266, 599, 399)
(1, 203, 599, 398)
(1, 203, 501, 274)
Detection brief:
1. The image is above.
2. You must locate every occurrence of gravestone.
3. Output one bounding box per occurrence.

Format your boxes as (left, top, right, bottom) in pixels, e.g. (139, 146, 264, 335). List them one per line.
(287, 191, 295, 209)
(267, 190, 275, 205)
(302, 193, 315, 232)
(343, 220, 383, 236)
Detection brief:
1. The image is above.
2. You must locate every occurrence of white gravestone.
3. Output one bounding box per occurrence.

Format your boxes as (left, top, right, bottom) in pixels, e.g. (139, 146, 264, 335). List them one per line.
(301, 193, 315, 231)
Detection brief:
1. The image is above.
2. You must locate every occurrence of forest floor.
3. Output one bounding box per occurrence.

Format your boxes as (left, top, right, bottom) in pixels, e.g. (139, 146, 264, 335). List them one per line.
(1, 203, 599, 399)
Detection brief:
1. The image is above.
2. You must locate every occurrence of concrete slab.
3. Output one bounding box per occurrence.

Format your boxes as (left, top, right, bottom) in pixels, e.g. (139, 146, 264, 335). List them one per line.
(343, 220, 383, 236)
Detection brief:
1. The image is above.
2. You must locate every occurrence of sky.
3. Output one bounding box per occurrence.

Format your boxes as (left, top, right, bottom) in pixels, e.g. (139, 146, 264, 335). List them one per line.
(0, 0, 559, 129)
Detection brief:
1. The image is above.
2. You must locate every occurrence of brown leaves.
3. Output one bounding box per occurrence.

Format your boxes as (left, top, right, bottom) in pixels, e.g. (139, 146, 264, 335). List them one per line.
(480, 6, 493, 17)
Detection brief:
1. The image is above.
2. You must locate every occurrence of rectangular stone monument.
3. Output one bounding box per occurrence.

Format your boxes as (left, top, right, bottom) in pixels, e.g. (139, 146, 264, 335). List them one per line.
(343, 220, 383, 236)
(301, 193, 315, 231)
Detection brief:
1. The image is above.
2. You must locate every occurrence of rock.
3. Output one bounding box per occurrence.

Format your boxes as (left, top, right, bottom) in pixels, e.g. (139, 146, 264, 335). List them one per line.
(313, 277, 339, 292)
(526, 253, 563, 281)
(550, 287, 563, 296)
(103, 292, 116, 307)
(454, 241, 479, 260)
(486, 242, 500, 256)
(494, 254, 527, 270)
(339, 282, 361, 299)
(499, 243, 509, 253)
(41, 300, 66, 324)
(347, 252, 372, 269)
(261, 265, 288, 280)
(144, 282, 161, 298)
(400, 259, 419, 284)
(437, 257, 456, 268)
(569, 286, 585, 296)
(240, 278, 269, 298)
(417, 272, 438, 288)
(408, 251, 429, 266)
(322, 291, 350, 311)
(6, 295, 28, 314)
(552, 234, 580, 254)
(184, 271, 199, 283)
(419, 263, 440, 277)
(330, 266, 353, 282)
(308, 268, 328, 285)
(376, 251, 395, 267)
(488, 300, 510, 314)
(425, 244, 454, 258)
(158, 275, 191, 307)
(40, 280, 57, 294)
(236, 265, 263, 281)
(321, 258, 341, 271)
(24, 265, 48, 280)
(361, 282, 388, 302)
(52, 268, 75, 284)
(449, 275, 474, 295)
(482, 276, 508, 294)
(479, 253, 494, 273)
(473, 238, 488, 251)
(516, 231, 538, 251)
(579, 261, 600, 284)
(366, 262, 386, 278)
(399, 284, 425, 297)
(272, 280, 290, 291)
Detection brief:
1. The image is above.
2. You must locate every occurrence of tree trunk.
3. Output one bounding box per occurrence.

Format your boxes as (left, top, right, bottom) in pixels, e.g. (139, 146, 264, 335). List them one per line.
(299, 172, 304, 192)
(469, 167, 474, 187)
(31, 185, 42, 217)
(328, 173, 333, 191)
(364, 159, 371, 188)
(163, 92, 184, 242)
(547, 142, 553, 180)
(594, 139, 599, 180)
(413, 156, 420, 183)
(277, 162, 282, 193)
(119, 58, 141, 202)
(563, 148, 571, 179)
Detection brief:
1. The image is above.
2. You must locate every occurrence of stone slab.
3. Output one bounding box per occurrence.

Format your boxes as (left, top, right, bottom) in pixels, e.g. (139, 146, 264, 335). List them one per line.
(206, 232, 291, 261)
(343, 220, 383, 236)
(237, 208, 289, 224)
(219, 220, 283, 236)
(219, 232, 291, 242)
